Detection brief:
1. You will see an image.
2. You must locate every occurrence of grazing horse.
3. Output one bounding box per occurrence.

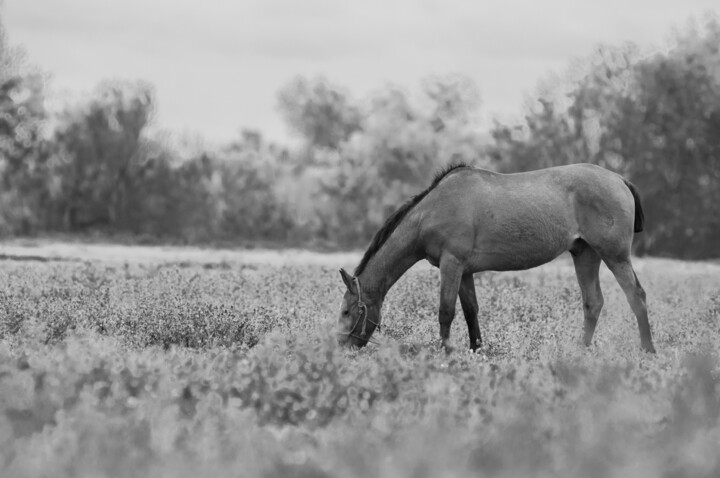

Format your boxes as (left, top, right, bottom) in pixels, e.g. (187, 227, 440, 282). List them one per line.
(337, 163, 656, 353)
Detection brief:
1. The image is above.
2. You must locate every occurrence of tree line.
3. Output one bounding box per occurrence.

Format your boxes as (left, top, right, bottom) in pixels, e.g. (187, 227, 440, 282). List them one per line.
(0, 14, 718, 258)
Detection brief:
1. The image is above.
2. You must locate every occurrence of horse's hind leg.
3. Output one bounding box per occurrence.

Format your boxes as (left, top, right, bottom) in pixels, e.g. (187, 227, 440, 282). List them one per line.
(571, 245, 604, 347)
(604, 257, 656, 353)
(458, 273, 481, 351)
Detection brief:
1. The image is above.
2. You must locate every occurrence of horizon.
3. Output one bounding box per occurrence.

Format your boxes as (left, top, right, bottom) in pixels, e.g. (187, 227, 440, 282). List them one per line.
(4, 1, 719, 146)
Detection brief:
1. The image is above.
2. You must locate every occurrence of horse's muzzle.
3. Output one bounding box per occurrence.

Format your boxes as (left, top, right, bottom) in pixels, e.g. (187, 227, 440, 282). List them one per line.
(336, 331, 368, 348)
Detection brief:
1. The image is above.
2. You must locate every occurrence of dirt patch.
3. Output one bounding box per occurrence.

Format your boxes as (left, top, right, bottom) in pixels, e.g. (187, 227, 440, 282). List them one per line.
(0, 241, 362, 268)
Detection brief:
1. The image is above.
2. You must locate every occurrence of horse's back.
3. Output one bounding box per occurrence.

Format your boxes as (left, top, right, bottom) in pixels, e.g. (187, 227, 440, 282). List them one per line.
(492, 164, 633, 226)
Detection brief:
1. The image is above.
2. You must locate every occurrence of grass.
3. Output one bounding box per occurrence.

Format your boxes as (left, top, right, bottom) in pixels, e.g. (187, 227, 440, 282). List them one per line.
(0, 251, 719, 478)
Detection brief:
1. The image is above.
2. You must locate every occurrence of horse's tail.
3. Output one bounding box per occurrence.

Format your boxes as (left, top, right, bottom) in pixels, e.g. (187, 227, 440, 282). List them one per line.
(622, 178, 644, 233)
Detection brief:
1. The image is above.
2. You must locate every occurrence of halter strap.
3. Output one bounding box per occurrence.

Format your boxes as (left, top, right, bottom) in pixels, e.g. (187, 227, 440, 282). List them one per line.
(345, 276, 381, 340)
(353, 276, 363, 303)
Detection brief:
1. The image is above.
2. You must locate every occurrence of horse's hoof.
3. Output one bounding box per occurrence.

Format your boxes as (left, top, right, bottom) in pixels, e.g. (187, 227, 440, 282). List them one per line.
(642, 343, 657, 354)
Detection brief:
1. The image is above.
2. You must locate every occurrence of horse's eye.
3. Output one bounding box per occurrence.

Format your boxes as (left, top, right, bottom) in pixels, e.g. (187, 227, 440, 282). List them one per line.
(342, 310, 349, 316)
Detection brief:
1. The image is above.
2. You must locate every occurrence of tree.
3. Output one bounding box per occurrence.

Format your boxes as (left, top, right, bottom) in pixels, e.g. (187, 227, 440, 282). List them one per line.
(618, 20, 720, 257)
(277, 76, 362, 151)
(52, 80, 154, 231)
(488, 43, 641, 173)
(422, 74, 481, 132)
(0, 10, 49, 234)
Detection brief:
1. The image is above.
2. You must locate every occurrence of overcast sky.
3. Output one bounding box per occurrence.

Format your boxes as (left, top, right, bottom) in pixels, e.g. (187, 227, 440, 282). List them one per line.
(4, 0, 718, 144)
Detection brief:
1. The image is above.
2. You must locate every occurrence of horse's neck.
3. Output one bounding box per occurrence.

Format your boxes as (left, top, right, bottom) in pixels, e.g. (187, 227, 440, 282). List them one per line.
(358, 220, 422, 302)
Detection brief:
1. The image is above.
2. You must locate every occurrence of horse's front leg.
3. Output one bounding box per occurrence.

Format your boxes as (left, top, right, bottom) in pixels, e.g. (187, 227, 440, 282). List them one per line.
(438, 255, 463, 353)
(459, 273, 481, 351)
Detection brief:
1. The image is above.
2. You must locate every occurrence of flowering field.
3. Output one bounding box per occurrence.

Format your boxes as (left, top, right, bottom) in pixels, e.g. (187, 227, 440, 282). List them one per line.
(0, 250, 719, 478)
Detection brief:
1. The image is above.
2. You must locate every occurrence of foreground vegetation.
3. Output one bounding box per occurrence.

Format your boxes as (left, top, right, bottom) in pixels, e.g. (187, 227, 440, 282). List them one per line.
(0, 251, 719, 477)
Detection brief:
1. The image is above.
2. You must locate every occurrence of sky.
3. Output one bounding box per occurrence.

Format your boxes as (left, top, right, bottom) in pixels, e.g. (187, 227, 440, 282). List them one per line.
(3, 0, 718, 145)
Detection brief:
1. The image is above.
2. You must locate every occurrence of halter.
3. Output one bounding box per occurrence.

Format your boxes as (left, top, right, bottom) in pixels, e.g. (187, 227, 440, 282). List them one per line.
(340, 276, 381, 345)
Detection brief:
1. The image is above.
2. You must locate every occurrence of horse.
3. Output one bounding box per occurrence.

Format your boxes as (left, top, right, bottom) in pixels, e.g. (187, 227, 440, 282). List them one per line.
(337, 163, 656, 354)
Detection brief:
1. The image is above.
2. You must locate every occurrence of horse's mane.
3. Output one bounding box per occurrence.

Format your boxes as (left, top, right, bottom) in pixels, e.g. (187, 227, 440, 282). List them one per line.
(354, 162, 471, 276)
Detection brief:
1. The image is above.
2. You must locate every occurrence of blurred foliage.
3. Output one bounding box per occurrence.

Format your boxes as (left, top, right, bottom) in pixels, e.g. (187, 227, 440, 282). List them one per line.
(0, 18, 50, 236)
(51, 81, 155, 231)
(0, 11, 718, 257)
(277, 76, 362, 150)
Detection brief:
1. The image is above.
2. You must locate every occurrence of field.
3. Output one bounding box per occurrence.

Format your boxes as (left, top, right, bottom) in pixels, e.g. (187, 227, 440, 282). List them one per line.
(1, 243, 719, 478)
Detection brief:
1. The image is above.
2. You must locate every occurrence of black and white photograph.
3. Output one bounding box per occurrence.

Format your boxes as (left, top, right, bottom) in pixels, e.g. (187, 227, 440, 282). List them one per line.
(1, 1, 719, 476)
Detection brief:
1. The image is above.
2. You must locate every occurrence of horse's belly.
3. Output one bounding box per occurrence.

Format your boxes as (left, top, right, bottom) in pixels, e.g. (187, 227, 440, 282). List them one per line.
(470, 227, 572, 272)
(473, 248, 562, 272)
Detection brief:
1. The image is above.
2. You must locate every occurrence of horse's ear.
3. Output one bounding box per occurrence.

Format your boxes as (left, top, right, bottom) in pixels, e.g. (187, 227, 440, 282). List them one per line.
(339, 268, 356, 293)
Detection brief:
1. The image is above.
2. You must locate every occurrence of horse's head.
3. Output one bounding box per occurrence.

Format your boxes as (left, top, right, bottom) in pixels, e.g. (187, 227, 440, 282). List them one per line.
(337, 268, 381, 348)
